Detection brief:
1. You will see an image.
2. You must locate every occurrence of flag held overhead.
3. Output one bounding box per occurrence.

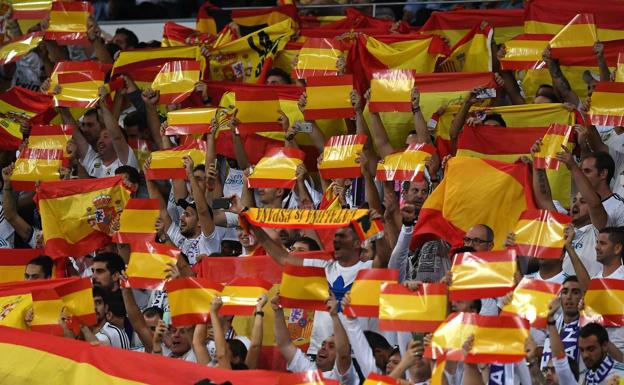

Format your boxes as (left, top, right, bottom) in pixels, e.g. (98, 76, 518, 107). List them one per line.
(514, 209, 571, 259)
(379, 282, 448, 332)
(450, 249, 517, 301)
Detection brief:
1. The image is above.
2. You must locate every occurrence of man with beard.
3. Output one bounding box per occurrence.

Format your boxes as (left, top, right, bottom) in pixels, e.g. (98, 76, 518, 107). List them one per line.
(92, 286, 130, 349)
(91, 252, 125, 292)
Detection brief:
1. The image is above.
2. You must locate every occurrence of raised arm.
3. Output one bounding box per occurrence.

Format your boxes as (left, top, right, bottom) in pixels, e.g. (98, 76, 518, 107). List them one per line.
(98, 87, 130, 164)
(564, 225, 591, 292)
(144, 157, 173, 236)
(141, 89, 164, 150)
(86, 18, 113, 64)
(543, 46, 580, 107)
(271, 294, 297, 364)
(121, 286, 153, 352)
(248, 224, 303, 266)
(361, 90, 394, 158)
(449, 90, 478, 153)
(192, 323, 211, 365)
(529, 141, 558, 211)
(245, 294, 268, 369)
(593, 42, 611, 82)
(229, 112, 250, 171)
(210, 296, 231, 369)
(183, 156, 215, 237)
(327, 292, 352, 377)
(411, 87, 433, 145)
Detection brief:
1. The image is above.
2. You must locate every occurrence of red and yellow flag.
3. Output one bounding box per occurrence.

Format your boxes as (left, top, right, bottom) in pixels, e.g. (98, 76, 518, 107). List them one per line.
(584, 278, 624, 327)
(112, 198, 160, 243)
(294, 38, 344, 79)
(53, 71, 104, 109)
(362, 373, 399, 385)
(10, 148, 65, 191)
(196, 3, 297, 36)
(235, 88, 281, 134)
(439, 23, 493, 73)
(379, 282, 448, 332)
(0, 86, 53, 150)
(0, 248, 46, 283)
(128, 138, 151, 170)
(111, 46, 205, 78)
(28, 124, 73, 153)
(162, 21, 215, 47)
(369, 69, 414, 113)
(412, 157, 535, 250)
(450, 250, 517, 301)
(514, 209, 571, 259)
(346, 269, 398, 317)
(279, 264, 328, 311)
(151, 60, 201, 105)
(53, 277, 96, 326)
(35, 176, 131, 257)
(220, 277, 272, 316)
(50, 61, 111, 93)
(304, 75, 354, 120)
(501, 277, 561, 328)
(318, 135, 366, 180)
(500, 34, 551, 70)
(166, 278, 224, 326)
(533, 124, 573, 170)
(145, 140, 206, 180)
(351, 213, 385, 243)
(429, 312, 529, 363)
(11, 0, 52, 32)
(30, 288, 64, 336)
(278, 371, 338, 385)
(549, 13, 597, 58)
(589, 82, 624, 127)
(126, 241, 179, 290)
(0, 32, 44, 65)
(248, 147, 305, 189)
(376, 143, 435, 182)
(44, 1, 92, 45)
(166, 108, 217, 135)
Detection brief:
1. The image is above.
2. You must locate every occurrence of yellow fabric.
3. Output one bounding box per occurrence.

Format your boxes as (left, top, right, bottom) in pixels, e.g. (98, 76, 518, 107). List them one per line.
(221, 285, 268, 307)
(590, 90, 624, 118)
(549, 16, 596, 50)
(0, 293, 32, 330)
(502, 287, 555, 324)
(349, 280, 384, 306)
(429, 26, 521, 47)
(616, 54, 624, 82)
(306, 85, 352, 111)
(0, 33, 42, 64)
(47, 9, 88, 33)
(150, 148, 205, 170)
(514, 219, 566, 248)
(167, 108, 217, 126)
(319, 142, 363, 173)
(168, 287, 220, 316)
(363, 35, 442, 72)
(31, 298, 63, 328)
(501, 38, 547, 69)
(151, 67, 200, 100)
(61, 287, 94, 318)
(118, 209, 159, 235)
(126, 252, 176, 280)
(54, 79, 101, 107)
(112, 46, 206, 76)
(0, 265, 24, 283)
(521, 65, 609, 103)
(11, 158, 61, 183)
(249, 152, 302, 183)
(280, 272, 328, 302)
(524, 20, 624, 43)
(451, 261, 516, 291)
(379, 293, 448, 321)
(370, 77, 412, 103)
(440, 27, 492, 72)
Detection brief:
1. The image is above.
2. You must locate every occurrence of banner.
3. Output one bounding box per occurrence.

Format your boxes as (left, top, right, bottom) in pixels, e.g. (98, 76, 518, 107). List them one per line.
(584, 278, 624, 327)
(589, 82, 624, 127)
(235, 88, 281, 134)
(549, 13, 597, 58)
(242, 208, 369, 229)
(279, 264, 328, 311)
(294, 38, 343, 79)
(196, 3, 297, 36)
(376, 143, 435, 182)
(165, 278, 224, 326)
(304, 75, 354, 120)
(501, 277, 561, 328)
(500, 33, 551, 70)
(126, 241, 179, 290)
(248, 147, 305, 189)
(44, 1, 92, 45)
(112, 198, 160, 243)
(166, 108, 217, 135)
(514, 209, 571, 259)
(450, 249, 517, 301)
(53, 71, 104, 109)
(151, 60, 201, 105)
(220, 277, 272, 316)
(145, 140, 206, 180)
(533, 124, 573, 170)
(0, 32, 43, 65)
(30, 289, 64, 335)
(318, 135, 366, 180)
(346, 269, 399, 317)
(379, 282, 448, 332)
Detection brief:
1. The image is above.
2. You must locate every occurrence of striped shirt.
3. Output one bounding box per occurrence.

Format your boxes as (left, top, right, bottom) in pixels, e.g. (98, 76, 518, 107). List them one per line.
(95, 322, 130, 350)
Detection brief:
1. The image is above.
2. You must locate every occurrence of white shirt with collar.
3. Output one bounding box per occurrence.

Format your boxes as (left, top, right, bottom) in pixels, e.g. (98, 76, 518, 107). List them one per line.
(592, 262, 624, 353)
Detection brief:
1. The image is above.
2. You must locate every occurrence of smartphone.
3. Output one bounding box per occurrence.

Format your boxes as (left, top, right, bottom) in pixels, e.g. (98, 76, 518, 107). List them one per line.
(475, 88, 496, 99)
(212, 198, 232, 210)
(411, 332, 425, 344)
(163, 311, 171, 326)
(295, 121, 313, 133)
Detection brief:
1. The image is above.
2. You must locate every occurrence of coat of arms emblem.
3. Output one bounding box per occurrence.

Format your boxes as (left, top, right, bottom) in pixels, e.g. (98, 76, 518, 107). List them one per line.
(86, 193, 123, 235)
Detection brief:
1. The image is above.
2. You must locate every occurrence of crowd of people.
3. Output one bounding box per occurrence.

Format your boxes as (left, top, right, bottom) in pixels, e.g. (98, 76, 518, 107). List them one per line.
(4, 0, 624, 385)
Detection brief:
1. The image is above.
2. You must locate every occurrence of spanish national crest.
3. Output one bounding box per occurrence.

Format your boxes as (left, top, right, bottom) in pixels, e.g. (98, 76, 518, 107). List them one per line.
(86, 193, 124, 235)
(0, 295, 24, 322)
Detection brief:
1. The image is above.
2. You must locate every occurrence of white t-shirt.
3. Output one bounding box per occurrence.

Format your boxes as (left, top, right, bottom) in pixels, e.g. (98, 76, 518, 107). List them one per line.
(81, 144, 139, 178)
(0, 194, 14, 248)
(563, 224, 601, 278)
(525, 270, 569, 284)
(287, 347, 358, 385)
(592, 263, 624, 280)
(602, 194, 624, 227)
(95, 321, 130, 349)
(167, 223, 221, 265)
(603, 130, 624, 197)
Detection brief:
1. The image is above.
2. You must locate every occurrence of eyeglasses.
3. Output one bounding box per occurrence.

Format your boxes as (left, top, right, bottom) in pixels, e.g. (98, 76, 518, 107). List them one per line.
(463, 237, 492, 245)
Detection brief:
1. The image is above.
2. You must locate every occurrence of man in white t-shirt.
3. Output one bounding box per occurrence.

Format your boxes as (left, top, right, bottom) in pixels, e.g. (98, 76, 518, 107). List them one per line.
(593, 227, 624, 280)
(93, 286, 130, 349)
(579, 152, 624, 226)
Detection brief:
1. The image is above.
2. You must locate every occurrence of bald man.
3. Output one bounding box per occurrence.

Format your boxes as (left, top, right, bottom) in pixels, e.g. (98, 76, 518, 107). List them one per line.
(462, 224, 494, 252)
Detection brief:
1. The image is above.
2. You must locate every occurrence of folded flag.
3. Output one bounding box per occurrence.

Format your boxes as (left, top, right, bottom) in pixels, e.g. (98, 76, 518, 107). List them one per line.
(549, 14, 597, 58)
(0, 290, 33, 330)
(514, 209, 571, 259)
(379, 282, 448, 332)
(248, 147, 305, 189)
(235, 88, 281, 134)
(151, 60, 201, 105)
(294, 38, 343, 79)
(501, 277, 561, 328)
(53, 71, 104, 109)
(584, 278, 624, 327)
(279, 264, 328, 311)
(35, 176, 131, 257)
(589, 82, 624, 127)
(500, 34, 551, 70)
(220, 277, 272, 316)
(166, 108, 217, 135)
(111, 46, 205, 78)
(363, 373, 399, 385)
(145, 140, 206, 180)
(376, 143, 435, 182)
(533, 124, 573, 170)
(242, 208, 370, 230)
(318, 135, 366, 180)
(369, 69, 414, 113)
(319, 183, 342, 211)
(0, 248, 47, 283)
(450, 249, 517, 301)
(0, 32, 44, 66)
(346, 269, 399, 317)
(162, 21, 215, 48)
(165, 278, 224, 326)
(439, 22, 493, 73)
(10, 148, 65, 191)
(112, 199, 160, 243)
(194, 255, 283, 284)
(126, 241, 179, 290)
(304, 75, 354, 120)
(429, 312, 529, 363)
(44, 1, 92, 45)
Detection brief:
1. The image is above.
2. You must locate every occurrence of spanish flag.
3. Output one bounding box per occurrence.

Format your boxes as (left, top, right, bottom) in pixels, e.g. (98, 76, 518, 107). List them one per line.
(111, 46, 205, 78)
(362, 373, 399, 385)
(53, 71, 104, 109)
(500, 34, 552, 70)
(165, 278, 223, 326)
(346, 269, 398, 317)
(145, 139, 206, 180)
(279, 264, 328, 311)
(379, 282, 448, 332)
(501, 277, 561, 328)
(128, 138, 151, 170)
(52, 277, 96, 326)
(549, 13, 597, 58)
(351, 214, 384, 243)
(429, 312, 529, 364)
(242, 208, 370, 231)
(294, 38, 344, 79)
(450, 250, 517, 301)
(44, 1, 92, 46)
(318, 135, 366, 180)
(27, 124, 73, 154)
(299, 15, 346, 29)
(274, 41, 301, 77)
(0, 32, 44, 66)
(312, 8, 408, 35)
(0, 249, 46, 283)
(194, 255, 283, 285)
(112, 198, 160, 243)
(304, 75, 354, 120)
(220, 277, 272, 316)
(10, 148, 66, 191)
(439, 23, 493, 73)
(166, 107, 217, 135)
(0, 86, 54, 144)
(514, 209, 571, 259)
(196, 3, 297, 36)
(0, 291, 32, 330)
(419, 8, 524, 46)
(126, 241, 179, 290)
(151, 60, 201, 105)
(319, 183, 342, 211)
(162, 21, 215, 48)
(369, 69, 414, 113)
(616, 53, 624, 82)
(235, 88, 282, 134)
(0, 120, 23, 152)
(10, 0, 52, 32)
(35, 176, 131, 257)
(584, 278, 624, 327)
(30, 289, 64, 336)
(376, 143, 436, 182)
(412, 157, 534, 250)
(248, 147, 305, 189)
(533, 124, 573, 170)
(589, 82, 624, 127)
(278, 371, 337, 385)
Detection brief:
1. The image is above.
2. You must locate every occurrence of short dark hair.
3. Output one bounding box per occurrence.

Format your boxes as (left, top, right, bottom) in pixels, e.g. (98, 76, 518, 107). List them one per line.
(227, 339, 248, 362)
(115, 27, 139, 48)
(536, 84, 560, 103)
(93, 252, 125, 275)
(579, 322, 609, 345)
(115, 165, 140, 185)
(84, 109, 99, 119)
(583, 152, 615, 183)
(562, 275, 579, 285)
(364, 330, 392, 351)
(123, 111, 142, 129)
(484, 113, 506, 127)
(105, 43, 121, 59)
(106, 291, 126, 318)
(292, 236, 321, 251)
(92, 285, 108, 302)
(193, 164, 206, 173)
(473, 299, 482, 314)
(143, 306, 164, 319)
(599, 227, 624, 257)
(265, 68, 291, 84)
(27, 255, 53, 278)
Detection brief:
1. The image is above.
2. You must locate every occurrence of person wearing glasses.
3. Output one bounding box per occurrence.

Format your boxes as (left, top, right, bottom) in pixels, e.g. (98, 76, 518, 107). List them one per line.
(462, 224, 495, 252)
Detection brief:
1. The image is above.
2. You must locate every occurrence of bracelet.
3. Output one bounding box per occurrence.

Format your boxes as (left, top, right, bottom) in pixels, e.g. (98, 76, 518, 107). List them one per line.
(412, 106, 421, 114)
(547, 319, 556, 326)
(254, 311, 264, 317)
